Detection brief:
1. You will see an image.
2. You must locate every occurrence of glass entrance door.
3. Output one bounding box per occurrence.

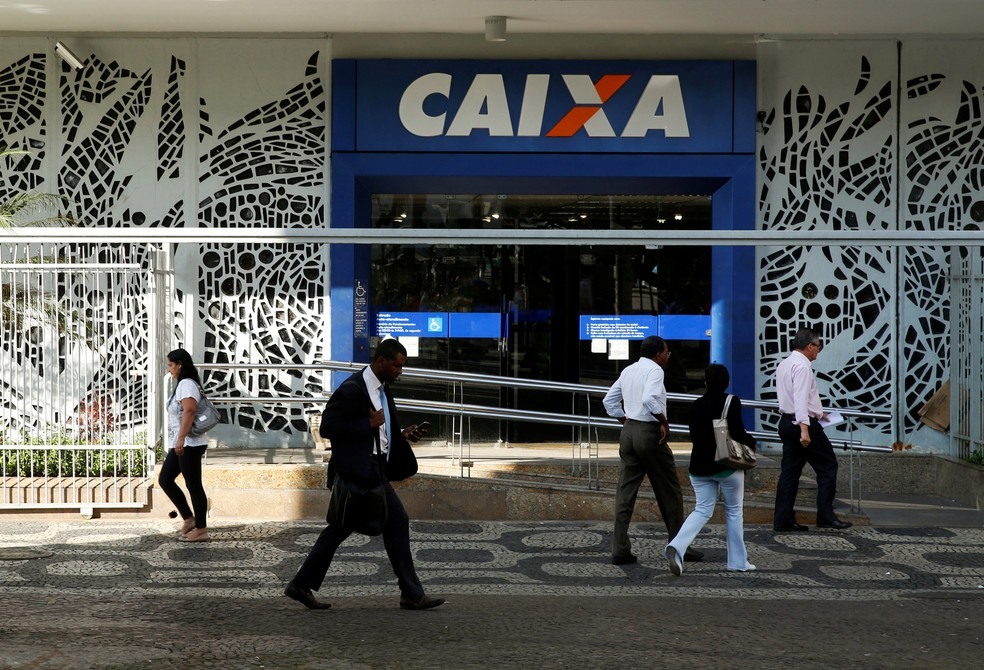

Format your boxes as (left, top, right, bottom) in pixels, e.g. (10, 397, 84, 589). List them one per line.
(370, 193, 711, 442)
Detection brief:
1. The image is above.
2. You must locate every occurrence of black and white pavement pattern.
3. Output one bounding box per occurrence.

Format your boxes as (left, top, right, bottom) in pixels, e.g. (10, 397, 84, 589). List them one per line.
(2, 520, 984, 669)
(2, 520, 983, 599)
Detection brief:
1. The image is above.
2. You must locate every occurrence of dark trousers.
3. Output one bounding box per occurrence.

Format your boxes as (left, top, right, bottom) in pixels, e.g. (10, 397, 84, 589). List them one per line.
(773, 415, 839, 526)
(158, 446, 209, 529)
(612, 419, 683, 558)
(294, 464, 424, 600)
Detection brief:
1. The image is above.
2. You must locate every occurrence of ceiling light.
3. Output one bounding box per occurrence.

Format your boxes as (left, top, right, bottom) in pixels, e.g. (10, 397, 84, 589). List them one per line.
(54, 41, 85, 71)
(674, 213, 683, 221)
(485, 16, 507, 42)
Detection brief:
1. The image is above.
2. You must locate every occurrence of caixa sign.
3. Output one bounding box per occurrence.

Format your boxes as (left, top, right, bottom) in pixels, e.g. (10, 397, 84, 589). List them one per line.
(399, 73, 690, 139)
(350, 60, 746, 154)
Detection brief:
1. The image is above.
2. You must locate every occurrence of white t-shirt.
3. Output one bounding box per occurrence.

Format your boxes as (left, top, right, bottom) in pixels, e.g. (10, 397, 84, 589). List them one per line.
(167, 378, 209, 449)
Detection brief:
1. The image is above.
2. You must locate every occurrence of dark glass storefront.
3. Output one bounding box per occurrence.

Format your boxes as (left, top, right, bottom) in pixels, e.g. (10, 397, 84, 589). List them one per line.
(368, 193, 711, 441)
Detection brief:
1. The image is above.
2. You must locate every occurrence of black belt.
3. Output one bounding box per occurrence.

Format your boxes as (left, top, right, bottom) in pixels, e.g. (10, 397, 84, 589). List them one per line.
(781, 413, 819, 423)
(625, 418, 659, 425)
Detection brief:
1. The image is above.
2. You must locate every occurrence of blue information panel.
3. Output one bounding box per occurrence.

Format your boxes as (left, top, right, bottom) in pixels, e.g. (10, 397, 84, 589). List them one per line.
(449, 312, 502, 338)
(580, 314, 711, 340)
(376, 312, 503, 338)
(659, 315, 711, 340)
(376, 312, 448, 337)
(580, 315, 658, 340)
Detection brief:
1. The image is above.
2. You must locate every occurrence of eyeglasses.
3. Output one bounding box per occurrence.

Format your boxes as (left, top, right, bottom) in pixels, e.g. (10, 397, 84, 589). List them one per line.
(809, 341, 823, 351)
(660, 350, 671, 358)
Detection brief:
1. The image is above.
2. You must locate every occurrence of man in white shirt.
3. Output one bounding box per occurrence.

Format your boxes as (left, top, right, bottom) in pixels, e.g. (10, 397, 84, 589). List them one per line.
(772, 328, 852, 531)
(603, 336, 703, 565)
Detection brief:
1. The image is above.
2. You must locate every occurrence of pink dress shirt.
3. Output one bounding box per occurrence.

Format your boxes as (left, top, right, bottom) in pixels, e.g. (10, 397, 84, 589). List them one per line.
(775, 350, 823, 426)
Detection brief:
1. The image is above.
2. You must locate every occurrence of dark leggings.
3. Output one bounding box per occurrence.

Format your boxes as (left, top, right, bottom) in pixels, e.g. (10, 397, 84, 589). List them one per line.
(158, 446, 208, 528)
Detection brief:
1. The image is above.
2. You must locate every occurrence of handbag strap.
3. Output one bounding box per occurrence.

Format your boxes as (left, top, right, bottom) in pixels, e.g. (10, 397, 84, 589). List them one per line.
(720, 394, 733, 420)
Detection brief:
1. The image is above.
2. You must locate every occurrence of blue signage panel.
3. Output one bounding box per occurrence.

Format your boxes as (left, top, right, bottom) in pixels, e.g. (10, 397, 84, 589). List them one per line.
(355, 60, 737, 154)
(659, 315, 712, 340)
(580, 315, 658, 340)
(376, 312, 448, 338)
(449, 312, 502, 338)
(580, 314, 711, 340)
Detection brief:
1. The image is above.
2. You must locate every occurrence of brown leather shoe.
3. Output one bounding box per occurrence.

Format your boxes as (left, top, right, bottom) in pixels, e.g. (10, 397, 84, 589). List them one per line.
(284, 581, 331, 610)
(400, 595, 445, 610)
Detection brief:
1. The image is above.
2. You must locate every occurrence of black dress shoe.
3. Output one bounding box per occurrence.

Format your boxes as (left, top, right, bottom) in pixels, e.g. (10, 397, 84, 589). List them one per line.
(400, 595, 446, 610)
(773, 523, 809, 532)
(817, 518, 853, 530)
(684, 548, 704, 562)
(284, 581, 331, 610)
(611, 554, 638, 565)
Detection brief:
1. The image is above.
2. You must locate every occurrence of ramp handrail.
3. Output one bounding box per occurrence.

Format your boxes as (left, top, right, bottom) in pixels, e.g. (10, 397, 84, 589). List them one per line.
(201, 360, 893, 507)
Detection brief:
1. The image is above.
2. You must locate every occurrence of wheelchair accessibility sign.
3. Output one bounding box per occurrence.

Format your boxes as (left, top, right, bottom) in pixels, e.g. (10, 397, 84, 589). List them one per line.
(376, 312, 448, 337)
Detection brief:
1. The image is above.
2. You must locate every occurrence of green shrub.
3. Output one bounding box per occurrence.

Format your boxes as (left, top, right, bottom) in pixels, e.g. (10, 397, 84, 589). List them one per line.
(0, 431, 151, 478)
(967, 449, 984, 466)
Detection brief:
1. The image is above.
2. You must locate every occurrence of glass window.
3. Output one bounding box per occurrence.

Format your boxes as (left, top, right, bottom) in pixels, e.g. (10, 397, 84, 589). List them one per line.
(369, 193, 712, 441)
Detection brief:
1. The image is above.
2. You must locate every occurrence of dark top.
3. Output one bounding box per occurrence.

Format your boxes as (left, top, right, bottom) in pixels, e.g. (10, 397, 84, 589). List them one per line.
(687, 391, 757, 477)
(319, 368, 417, 486)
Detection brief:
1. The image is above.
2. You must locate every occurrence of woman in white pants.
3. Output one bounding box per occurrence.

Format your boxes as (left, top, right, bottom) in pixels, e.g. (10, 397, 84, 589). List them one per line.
(665, 364, 757, 575)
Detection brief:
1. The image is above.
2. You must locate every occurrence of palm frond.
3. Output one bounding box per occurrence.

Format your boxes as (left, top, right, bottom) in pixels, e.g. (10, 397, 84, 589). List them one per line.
(0, 191, 74, 228)
(1, 147, 77, 228)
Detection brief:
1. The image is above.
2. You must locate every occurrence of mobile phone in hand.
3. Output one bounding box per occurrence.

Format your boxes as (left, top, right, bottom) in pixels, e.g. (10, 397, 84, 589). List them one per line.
(416, 421, 431, 431)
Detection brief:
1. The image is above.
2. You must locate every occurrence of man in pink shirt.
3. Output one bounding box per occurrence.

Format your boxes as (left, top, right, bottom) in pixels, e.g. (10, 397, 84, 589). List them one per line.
(772, 328, 852, 531)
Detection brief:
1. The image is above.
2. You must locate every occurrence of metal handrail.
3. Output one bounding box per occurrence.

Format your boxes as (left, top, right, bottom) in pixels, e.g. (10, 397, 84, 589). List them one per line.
(199, 392, 890, 449)
(204, 360, 892, 422)
(200, 364, 892, 454)
(200, 360, 892, 510)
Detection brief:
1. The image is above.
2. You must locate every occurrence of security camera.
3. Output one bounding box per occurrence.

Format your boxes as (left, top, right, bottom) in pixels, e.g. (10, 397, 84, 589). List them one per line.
(54, 42, 85, 71)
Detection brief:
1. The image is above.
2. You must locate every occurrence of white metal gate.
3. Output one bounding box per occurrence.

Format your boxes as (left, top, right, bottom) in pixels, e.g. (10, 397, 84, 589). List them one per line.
(0, 242, 162, 514)
(950, 246, 984, 460)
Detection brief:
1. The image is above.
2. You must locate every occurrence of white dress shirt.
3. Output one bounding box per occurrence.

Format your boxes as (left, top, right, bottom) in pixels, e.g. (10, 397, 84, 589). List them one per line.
(776, 349, 824, 426)
(603, 357, 667, 422)
(362, 366, 389, 454)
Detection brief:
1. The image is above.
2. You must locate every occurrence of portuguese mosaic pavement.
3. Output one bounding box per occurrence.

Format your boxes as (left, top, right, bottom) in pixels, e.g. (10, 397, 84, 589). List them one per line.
(2, 520, 983, 602)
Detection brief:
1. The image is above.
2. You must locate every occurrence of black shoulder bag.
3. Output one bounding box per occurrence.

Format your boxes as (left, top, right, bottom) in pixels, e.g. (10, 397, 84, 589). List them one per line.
(325, 427, 388, 536)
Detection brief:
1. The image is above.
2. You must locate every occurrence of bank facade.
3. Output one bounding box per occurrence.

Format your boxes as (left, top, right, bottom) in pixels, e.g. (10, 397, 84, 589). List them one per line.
(1, 35, 980, 455)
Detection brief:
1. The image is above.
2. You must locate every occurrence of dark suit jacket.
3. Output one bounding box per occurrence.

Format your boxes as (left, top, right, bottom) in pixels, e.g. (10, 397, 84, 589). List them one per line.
(687, 391, 757, 477)
(320, 368, 417, 486)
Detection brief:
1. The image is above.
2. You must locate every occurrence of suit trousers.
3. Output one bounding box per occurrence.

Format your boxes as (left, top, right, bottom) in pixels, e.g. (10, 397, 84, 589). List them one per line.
(294, 461, 424, 600)
(773, 415, 839, 526)
(612, 419, 683, 559)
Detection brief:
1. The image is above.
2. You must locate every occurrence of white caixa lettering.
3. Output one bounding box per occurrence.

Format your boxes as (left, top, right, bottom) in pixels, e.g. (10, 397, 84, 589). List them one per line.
(397, 72, 690, 139)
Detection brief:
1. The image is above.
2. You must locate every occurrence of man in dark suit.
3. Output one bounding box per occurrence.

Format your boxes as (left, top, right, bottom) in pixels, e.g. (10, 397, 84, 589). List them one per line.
(284, 339, 444, 611)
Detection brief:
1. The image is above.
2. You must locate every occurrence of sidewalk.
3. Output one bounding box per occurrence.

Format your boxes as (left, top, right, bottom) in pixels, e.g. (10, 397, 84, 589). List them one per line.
(1, 517, 984, 668)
